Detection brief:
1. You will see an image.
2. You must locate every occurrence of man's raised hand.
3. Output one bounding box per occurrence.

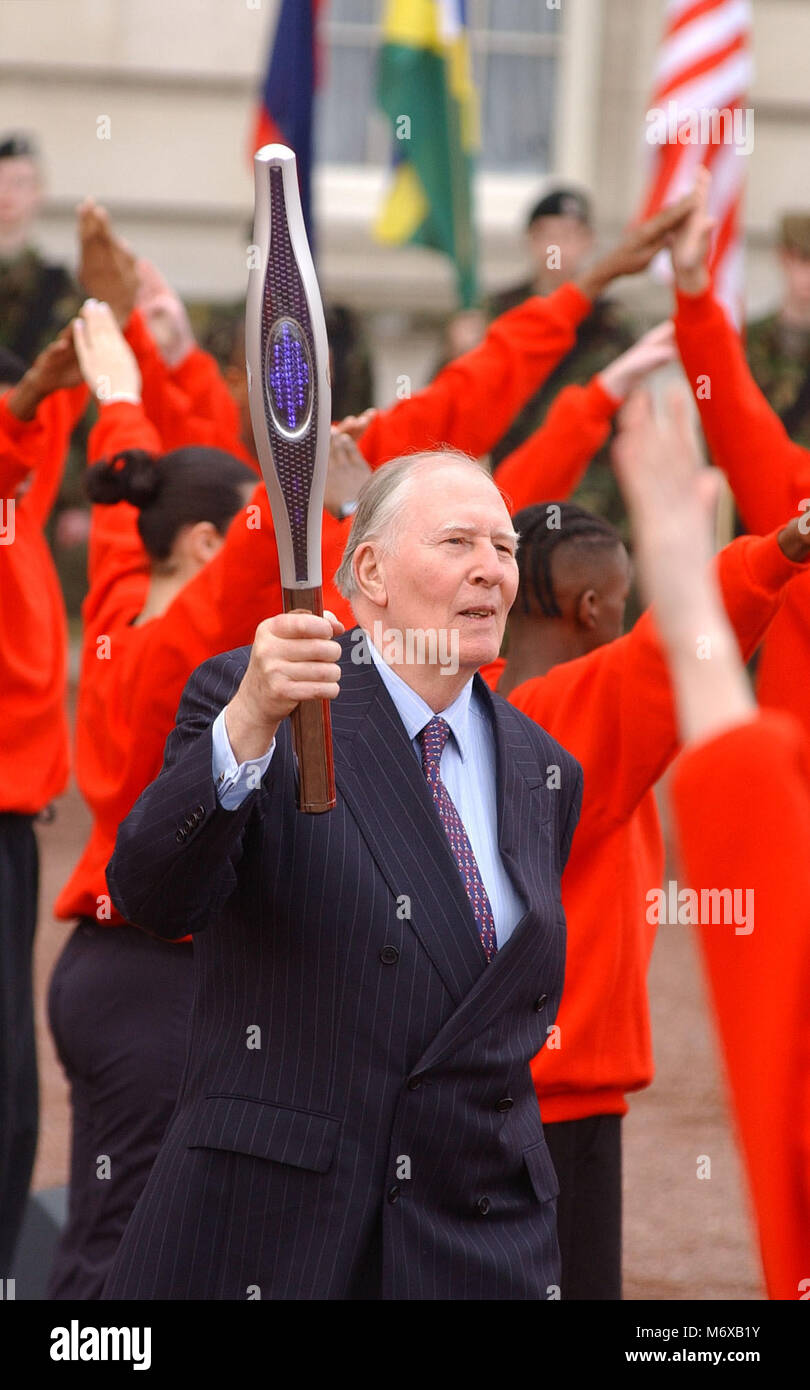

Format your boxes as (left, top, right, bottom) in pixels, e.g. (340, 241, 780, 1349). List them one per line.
(324, 429, 371, 518)
(598, 321, 677, 402)
(578, 190, 699, 301)
(5, 326, 83, 421)
(669, 167, 716, 297)
(136, 257, 196, 368)
(77, 197, 138, 327)
(224, 611, 345, 765)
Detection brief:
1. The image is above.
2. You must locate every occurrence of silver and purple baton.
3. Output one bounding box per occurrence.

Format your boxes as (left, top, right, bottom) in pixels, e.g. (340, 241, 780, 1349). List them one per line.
(245, 144, 335, 814)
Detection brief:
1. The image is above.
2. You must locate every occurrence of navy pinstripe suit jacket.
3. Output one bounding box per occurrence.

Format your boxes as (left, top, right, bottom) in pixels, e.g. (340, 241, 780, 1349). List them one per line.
(102, 631, 582, 1301)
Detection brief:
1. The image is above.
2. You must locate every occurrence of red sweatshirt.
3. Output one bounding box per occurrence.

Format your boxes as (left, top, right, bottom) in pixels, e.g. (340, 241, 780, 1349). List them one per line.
(123, 283, 593, 480)
(672, 711, 810, 1301)
(358, 284, 592, 466)
(56, 399, 353, 923)
(0, 385, 87, 814)
(481, 532, 808, 1123)
(675, 286, 810, 738)
(124, 311, 253, 464)
(493, 378, 618, 513)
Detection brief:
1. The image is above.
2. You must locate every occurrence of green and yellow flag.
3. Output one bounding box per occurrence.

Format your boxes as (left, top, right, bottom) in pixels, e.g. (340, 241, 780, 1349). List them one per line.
(374, 0, 479, 308)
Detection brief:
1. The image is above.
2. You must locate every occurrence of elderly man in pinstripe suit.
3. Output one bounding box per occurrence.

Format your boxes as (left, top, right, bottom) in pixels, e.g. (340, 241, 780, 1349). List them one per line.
(102, 450, 582, 1301)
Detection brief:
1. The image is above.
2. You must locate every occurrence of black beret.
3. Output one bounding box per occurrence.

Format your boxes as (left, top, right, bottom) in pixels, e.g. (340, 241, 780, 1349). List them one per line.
(0, 132, 39, 162)
(527, 187, 592, 230)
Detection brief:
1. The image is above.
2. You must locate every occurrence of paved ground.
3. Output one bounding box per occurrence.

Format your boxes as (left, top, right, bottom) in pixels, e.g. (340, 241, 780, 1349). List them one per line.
(30, 713, 765, 1301)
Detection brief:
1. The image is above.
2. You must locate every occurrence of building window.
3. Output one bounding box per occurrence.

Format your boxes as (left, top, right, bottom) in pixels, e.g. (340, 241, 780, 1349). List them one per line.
(316, 0, 561, 173)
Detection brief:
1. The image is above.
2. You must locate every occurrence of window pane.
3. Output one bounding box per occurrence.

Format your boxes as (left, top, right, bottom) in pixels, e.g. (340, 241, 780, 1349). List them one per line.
(328, 0, 380, 23)
(316, 44, 377, 163)
(481, 52, 556, 171)
(484, 0, 560, 33)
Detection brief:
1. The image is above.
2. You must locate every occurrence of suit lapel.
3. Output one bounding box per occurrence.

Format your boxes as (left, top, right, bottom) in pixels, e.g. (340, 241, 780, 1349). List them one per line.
(331, 634, 488, 1006)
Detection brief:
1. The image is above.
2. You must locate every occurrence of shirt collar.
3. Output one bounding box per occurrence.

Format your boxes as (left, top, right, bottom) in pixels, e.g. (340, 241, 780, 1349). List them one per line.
(364, 629, 474, 762)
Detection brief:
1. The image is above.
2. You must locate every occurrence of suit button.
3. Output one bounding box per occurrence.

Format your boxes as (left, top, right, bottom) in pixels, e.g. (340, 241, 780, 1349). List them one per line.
(534, 994, 548, 1012)
(183, 817, 194, 832)
(176, 828, 187, 843)
(194, 805, 205, 819)
(407, 1076, 421, 1091)
(476, 1196, 491, 1215)
(387, 1185, 400, 1204)
(380, 946, 399, 965)
(495, 1096, 513, 1113)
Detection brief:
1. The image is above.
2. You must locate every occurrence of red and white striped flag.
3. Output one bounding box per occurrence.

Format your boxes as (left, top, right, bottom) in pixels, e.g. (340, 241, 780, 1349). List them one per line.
(640, 0, 754, 325)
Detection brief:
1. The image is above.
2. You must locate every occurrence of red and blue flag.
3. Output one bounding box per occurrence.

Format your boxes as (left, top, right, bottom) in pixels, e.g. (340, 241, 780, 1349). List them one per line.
(250, 0, 326, 242)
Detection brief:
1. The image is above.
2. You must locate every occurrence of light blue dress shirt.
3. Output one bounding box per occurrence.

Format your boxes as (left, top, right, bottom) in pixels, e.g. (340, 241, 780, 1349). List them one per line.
(211, 708, 275, 810)
(211, 635, 526, 947)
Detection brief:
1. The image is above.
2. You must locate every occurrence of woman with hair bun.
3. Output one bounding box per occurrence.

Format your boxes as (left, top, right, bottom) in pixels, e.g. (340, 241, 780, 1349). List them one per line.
(47, 301, 358, 1299)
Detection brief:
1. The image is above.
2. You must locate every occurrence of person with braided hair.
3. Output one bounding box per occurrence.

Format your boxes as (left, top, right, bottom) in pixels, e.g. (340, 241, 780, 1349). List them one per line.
(480, 496, 810, 1298)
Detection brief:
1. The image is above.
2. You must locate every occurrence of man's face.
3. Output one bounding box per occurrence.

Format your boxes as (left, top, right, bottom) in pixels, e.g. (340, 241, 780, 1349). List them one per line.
(377, 464, 519, 675)
(0, 156, 41, 235)
(528, 214, 593, 284)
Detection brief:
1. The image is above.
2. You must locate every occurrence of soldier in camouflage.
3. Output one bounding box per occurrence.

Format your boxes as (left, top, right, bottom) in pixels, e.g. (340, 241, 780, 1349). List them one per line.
(746, 212, 810, 449)
(485, 187, 637, 535)
(0, 133, 81, 365)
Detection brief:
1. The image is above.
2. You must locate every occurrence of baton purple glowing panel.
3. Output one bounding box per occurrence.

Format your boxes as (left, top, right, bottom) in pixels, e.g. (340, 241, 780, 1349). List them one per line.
(246, 145, 335, 813)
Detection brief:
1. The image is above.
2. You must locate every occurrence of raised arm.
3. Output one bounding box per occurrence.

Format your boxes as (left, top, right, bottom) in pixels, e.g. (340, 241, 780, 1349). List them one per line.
(357, 196, 697, 468)
(670, 711, 810, 1301)
(612, 380, 810, 1302)
(135, 256, 247, 456)
(494, 322, 676, 513)
(671, 168, 810, 532)
(74, 301, 156, 625)
(0, 327, 87, 518)
(509, 517, 809, 832)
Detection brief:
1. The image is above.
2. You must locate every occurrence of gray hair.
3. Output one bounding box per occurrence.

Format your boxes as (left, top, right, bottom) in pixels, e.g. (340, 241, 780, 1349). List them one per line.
(334, 450, 495, 599)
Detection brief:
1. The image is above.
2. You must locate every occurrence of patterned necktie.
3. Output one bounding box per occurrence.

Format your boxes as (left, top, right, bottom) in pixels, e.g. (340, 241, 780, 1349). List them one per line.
(418, 715, 497, 962)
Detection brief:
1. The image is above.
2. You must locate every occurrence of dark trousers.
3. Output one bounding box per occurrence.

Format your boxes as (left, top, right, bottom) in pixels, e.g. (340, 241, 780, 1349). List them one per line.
(0, 814, 39, 1276)
(47, 919, 194, 1299)
(544, 1113, 622, 1300)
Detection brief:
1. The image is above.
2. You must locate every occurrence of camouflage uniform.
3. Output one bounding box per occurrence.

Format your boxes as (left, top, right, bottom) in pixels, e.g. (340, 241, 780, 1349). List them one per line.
(486, 279, 637, 536)
(0, 245, 80, 365)
(746, 313, 810, 449)
(745, 212, 810, 449)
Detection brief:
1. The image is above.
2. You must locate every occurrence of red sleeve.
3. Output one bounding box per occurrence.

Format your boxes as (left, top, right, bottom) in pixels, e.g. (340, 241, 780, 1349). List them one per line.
(169, 347, 244, 455)
(124, 310, 203, 450)
(509, 530, 808, 828)
(125, 312, 251, 458)
(358, 283, 592, 467)
(671, 711, 810, 1301)
(675, 286, 810, 532)
(0, 386, 88, 523)
(493, 378, 618, 514)
(0, 396, 45, 498)
(83, 401, 160, 633)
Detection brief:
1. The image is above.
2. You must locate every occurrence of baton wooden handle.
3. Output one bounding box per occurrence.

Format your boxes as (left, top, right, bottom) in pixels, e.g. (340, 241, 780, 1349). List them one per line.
(283, 586, 336, 813)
